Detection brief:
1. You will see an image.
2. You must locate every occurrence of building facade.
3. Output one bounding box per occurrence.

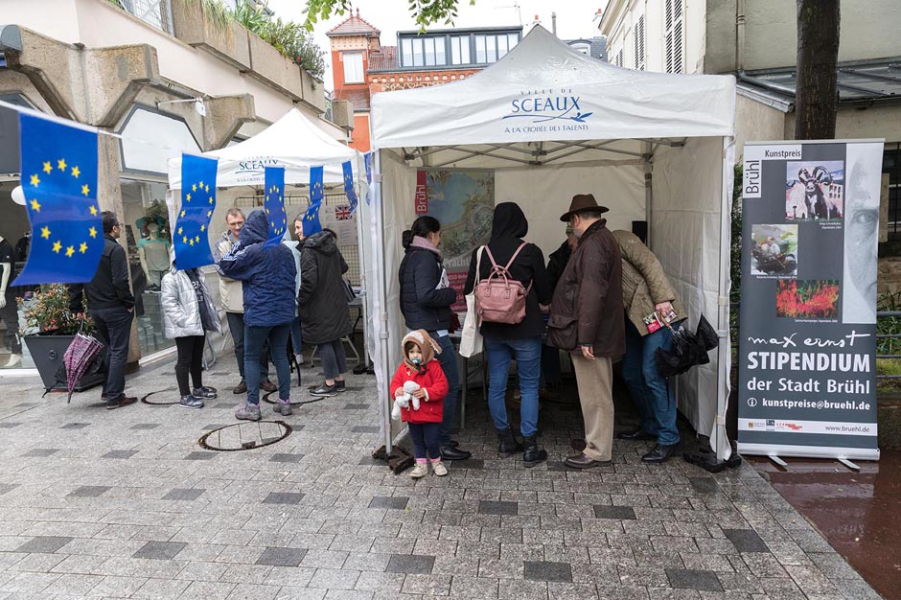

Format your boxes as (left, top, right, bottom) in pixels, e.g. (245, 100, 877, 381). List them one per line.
(0, 0, 349, 371)
(598, 0, 901, 291)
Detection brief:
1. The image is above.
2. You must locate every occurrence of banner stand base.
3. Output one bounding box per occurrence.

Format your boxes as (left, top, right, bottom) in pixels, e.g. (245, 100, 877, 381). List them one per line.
(768, 454, 789, 469)
(683, 440, 742, 473)
(838, 458, 861, 471)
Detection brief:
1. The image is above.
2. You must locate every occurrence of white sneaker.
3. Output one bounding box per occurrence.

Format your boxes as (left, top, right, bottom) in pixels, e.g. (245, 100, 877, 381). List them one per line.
(431, 460, 448, 477)
(410, 462, 429, 479)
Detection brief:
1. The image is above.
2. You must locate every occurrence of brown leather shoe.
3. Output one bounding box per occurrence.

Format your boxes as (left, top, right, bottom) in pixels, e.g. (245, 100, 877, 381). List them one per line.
(233, 380, 247, 395)
(260, 380, 277, 392)
(106, 396, 137, 410)
(564, 452, 610, 469)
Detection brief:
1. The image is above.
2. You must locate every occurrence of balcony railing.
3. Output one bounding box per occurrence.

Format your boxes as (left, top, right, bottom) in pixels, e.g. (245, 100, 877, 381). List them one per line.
(120, 0, 174, 35)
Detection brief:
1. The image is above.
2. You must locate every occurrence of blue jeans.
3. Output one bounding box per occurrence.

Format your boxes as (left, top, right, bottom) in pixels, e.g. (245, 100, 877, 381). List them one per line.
(430, 333, 460, 447)
(289, 317, 302, 355)
(226, 312, 269, 381)
(409, 422, 441, 460)
(245, 323, 291, 405)
(484, 336, 541, 437)
(622, 319, 681, 445)
(318, 340, 347, 381)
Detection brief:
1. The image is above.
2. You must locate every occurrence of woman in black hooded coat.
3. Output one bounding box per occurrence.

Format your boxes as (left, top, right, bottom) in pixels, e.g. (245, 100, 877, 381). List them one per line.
(464, 202, 552, 467)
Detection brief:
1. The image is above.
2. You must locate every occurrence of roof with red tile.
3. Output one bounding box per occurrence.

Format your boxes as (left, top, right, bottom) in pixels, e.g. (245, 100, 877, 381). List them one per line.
(326, 10, 381, 37)
(368, 47, 397, 71)
(334, 88, 371, 111)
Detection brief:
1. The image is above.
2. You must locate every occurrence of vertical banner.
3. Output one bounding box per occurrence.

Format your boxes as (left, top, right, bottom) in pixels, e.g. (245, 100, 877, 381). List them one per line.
(414, 170, 428, 214)
(263, 167, 287, 247)
(738, 140, 883, 461)
(363, 152, 373, 205)
(14, 113, 103, 286)
(302, 166, 324, 236)
(342, 160, 359, 215)
(174, 154, 218, 270)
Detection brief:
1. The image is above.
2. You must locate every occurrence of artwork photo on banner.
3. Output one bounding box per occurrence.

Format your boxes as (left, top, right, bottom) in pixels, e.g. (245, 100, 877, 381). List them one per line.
(842, 144, 881, 325)
(751, 224, 798, 277)
(785, 160, 844, 222)
(776, 279, 839, 321)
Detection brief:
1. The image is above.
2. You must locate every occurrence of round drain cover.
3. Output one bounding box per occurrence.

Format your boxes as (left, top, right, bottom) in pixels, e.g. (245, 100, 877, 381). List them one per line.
(141, 389, 178, 405)
(261, 391, 324, 407)
(199, 421, 292, 451)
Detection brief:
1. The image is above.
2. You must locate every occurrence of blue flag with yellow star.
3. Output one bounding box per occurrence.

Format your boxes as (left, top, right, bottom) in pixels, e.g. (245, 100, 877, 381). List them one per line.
(363, 152, 372, 205)
(174, 154, 218, 270)
(263, 167, 287, 248)
(342, 160, 358, 215)
(13, 113, 102, 286)
(302, 166, 324, 236)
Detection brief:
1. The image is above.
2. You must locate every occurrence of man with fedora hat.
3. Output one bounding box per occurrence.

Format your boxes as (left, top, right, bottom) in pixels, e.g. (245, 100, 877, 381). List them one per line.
(547, 194, 624, 469)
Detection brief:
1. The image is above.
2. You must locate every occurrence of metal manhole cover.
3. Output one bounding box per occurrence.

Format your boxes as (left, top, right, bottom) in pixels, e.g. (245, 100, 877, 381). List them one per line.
(261, 391, 324, 407)
(199, 421, 292, 451)
(141, 389, 178, 405)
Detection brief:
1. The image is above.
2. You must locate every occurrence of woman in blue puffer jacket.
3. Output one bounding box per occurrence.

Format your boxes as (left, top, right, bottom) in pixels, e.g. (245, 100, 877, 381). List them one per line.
(219, 209, 297, 421)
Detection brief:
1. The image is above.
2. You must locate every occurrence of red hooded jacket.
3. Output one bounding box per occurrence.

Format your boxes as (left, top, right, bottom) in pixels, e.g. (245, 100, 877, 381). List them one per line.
(390, 360, 447, 424)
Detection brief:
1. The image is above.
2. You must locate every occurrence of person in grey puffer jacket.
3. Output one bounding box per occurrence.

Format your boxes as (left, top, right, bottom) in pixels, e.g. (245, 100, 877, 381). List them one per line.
(161, 247, 221, 408)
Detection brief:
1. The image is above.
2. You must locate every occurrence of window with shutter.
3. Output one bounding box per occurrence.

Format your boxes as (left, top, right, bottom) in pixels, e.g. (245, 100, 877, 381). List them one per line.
(616, 49, 624, 67)
(634, 14, 646, 71)
(664, 0, 684, 73)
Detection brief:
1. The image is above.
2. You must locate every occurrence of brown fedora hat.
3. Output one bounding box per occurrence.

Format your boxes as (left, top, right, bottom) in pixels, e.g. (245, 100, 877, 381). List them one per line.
(560, 194, 609, 222)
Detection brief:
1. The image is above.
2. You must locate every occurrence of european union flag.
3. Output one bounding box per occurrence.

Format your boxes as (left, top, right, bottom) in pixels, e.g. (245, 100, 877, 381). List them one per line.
(364, 152, 372, 205)
(174, 153, 217, 270)
(263, 167, 287, 247)
(303, 166, 324, 237)
(342, 160, 358, 215)
(13, 113, 102, 286)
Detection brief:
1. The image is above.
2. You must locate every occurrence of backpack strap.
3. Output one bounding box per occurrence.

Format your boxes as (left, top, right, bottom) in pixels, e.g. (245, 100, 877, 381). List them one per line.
(483, 245, 500, 269)
(504, 242, 529, 270)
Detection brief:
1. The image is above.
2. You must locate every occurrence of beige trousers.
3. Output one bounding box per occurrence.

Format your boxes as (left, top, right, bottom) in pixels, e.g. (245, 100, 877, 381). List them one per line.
(572, 354, 614, 461)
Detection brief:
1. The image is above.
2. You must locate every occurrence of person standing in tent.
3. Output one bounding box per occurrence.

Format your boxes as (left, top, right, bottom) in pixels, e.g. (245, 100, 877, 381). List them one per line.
(464, 203, 552, 467)
(613, 229, 686, 463)
(296, 217, 353, 397)
(398, 216, 471, 461)
(214, 208, 277, 395)
(219, 209, 296, 420)
(547, 195, 624, 469)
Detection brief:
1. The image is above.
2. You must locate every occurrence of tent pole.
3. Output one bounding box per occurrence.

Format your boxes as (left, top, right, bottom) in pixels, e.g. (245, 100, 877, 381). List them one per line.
(372, 149, 393, 454)
(714, 137, 736, 462)
(643, 143, 653, 248)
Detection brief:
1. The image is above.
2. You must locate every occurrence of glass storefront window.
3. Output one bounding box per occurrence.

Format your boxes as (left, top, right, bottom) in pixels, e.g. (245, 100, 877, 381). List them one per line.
(0, 180, 33, 370)
(120, 179, 176, 357)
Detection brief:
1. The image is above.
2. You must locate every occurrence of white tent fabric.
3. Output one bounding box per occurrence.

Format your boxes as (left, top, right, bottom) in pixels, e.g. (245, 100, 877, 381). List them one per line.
(368, 26, 736, 460)
(167, 109, 360, 189)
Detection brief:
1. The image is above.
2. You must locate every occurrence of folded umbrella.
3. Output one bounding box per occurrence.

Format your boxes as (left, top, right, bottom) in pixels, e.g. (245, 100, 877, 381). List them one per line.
(63, 330, 105, 403)
(656, 315, 719, 378)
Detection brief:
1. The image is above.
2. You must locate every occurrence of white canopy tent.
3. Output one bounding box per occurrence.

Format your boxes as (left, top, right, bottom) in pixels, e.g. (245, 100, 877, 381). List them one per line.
(368, 26, 737, 460)
(167, 108, 363, 189)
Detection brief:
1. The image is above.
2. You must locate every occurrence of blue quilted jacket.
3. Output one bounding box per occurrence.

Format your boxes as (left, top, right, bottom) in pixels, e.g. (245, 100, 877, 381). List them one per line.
(218, 209, 296, 327)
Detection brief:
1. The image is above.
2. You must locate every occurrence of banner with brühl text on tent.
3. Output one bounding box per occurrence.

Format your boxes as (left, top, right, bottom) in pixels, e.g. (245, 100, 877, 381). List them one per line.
(737, 140, 883, 461)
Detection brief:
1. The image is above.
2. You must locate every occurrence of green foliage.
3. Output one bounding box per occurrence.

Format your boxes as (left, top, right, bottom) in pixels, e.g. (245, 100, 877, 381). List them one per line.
(731, 163, 742, 304)
(22, 285, 94, 336)
(877, 291, 901, 355)
(106, 0, 124, 8)
(231, 1, 326, 79)
(302, 0, 477, 32)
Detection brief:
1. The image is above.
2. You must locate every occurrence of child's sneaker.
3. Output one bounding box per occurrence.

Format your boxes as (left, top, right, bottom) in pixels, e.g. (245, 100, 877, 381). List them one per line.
(431, 459, 448, 477)
(192, 386, 218, 399)
(410, 462, 429, 479)
(180, 395, 204, 409)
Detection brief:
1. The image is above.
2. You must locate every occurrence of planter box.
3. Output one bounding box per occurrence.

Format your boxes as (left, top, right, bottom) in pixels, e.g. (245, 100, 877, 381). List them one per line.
(301, 70, 326, 113)
(171, 0, 251, 70)
(24, 335, 107, 393)
(247, 34, 303, 100)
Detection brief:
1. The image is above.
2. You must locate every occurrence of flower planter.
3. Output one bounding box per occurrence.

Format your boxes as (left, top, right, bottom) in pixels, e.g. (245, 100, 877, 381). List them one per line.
(24, 335, 107, 393)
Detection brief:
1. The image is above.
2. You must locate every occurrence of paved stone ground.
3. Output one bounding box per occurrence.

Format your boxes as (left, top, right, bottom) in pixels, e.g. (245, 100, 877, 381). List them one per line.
(0, 354, 884, 600)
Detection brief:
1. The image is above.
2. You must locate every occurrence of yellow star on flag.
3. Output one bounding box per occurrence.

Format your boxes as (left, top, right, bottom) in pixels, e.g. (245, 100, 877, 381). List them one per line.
(205, 185, 210, 193)
(57, 158, 67, 171)
(30, 174, 40, 187)
(40, 226, 51, 239)
(81, 184, 90, 196)
(65, 245, 75, 258)
(89, 205, 98, 216)
(199, 180, 204, 188)
(189, 238, 195, 246)
(200, 224, 206, 232)
(186, 193, 192, 203)
(79, 242, 88, 254)
(180, 210, 186, 218)
(42, 161, 52, 174)
(195, 235, 200, 243)
(207, 210, 212, 217)
(52, 241, 62, 253)
(89, 227, 97, 238)
(30, 199, 41, 212)
(183, 235, 188, 243)
(71, 166, 80, 178)
(192, 184, 197, 192)
(208, 197, 213, 204)
(178, 227, 183, 235)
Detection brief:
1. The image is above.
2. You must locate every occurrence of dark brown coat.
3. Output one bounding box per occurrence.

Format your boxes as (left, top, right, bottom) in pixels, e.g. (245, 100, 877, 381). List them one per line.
(547, 219, 625, 357)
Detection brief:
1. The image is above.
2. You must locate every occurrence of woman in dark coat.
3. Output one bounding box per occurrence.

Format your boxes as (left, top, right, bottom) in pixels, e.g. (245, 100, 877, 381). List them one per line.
(297, 223, 353, 397)
(397, 216, 471, 461)
(464, 202, 552, 467)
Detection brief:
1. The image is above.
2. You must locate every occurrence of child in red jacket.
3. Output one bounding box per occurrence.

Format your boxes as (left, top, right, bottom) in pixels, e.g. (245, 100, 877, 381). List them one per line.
(390, 330, 449, 478)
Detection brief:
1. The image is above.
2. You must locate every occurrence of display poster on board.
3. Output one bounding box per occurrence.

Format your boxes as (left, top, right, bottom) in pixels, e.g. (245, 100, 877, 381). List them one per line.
(738, 140, 884, 461)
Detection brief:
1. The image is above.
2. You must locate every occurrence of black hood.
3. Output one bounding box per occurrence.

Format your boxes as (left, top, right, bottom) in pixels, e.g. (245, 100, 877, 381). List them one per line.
(303, 230, 338, 256)
(490, 202, 528, 240)
(240, 209, 269, 245)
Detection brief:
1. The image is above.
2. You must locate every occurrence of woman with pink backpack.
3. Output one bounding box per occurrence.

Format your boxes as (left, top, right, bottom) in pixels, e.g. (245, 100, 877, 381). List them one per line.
(463, 202, 552, 467)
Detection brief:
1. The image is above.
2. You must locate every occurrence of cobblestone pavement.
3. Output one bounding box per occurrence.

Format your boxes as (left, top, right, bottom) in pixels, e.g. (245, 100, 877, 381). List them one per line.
(0, 354, 883, 600)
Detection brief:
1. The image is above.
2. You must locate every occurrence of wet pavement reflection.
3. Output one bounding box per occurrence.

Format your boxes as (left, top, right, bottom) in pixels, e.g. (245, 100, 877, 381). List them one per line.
(752, 450, 901, 600)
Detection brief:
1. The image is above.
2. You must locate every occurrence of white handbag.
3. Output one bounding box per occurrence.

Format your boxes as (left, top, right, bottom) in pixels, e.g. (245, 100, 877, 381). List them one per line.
(459, 246, 484, 358)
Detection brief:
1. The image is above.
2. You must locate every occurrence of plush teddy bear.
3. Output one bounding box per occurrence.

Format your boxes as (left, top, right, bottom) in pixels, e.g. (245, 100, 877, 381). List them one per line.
(391, 380, 421, 421)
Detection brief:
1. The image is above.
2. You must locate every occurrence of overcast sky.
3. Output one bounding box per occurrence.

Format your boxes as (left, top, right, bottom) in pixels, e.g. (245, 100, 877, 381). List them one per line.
(266, 0, 610, 91)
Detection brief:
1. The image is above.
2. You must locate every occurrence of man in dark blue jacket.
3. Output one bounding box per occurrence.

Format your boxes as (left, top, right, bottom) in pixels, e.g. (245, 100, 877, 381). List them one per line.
(68, 212, 137, 410)
(220, 210, 297, 420)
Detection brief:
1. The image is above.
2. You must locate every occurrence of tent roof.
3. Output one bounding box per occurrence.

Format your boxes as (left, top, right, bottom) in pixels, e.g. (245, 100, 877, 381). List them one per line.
(168, 109, 360, 189)
(371, 26, 736, 150)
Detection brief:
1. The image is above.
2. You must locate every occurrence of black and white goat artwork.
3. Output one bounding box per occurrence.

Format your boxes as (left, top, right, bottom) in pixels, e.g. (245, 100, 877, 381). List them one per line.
(797, 166, 832, 220)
